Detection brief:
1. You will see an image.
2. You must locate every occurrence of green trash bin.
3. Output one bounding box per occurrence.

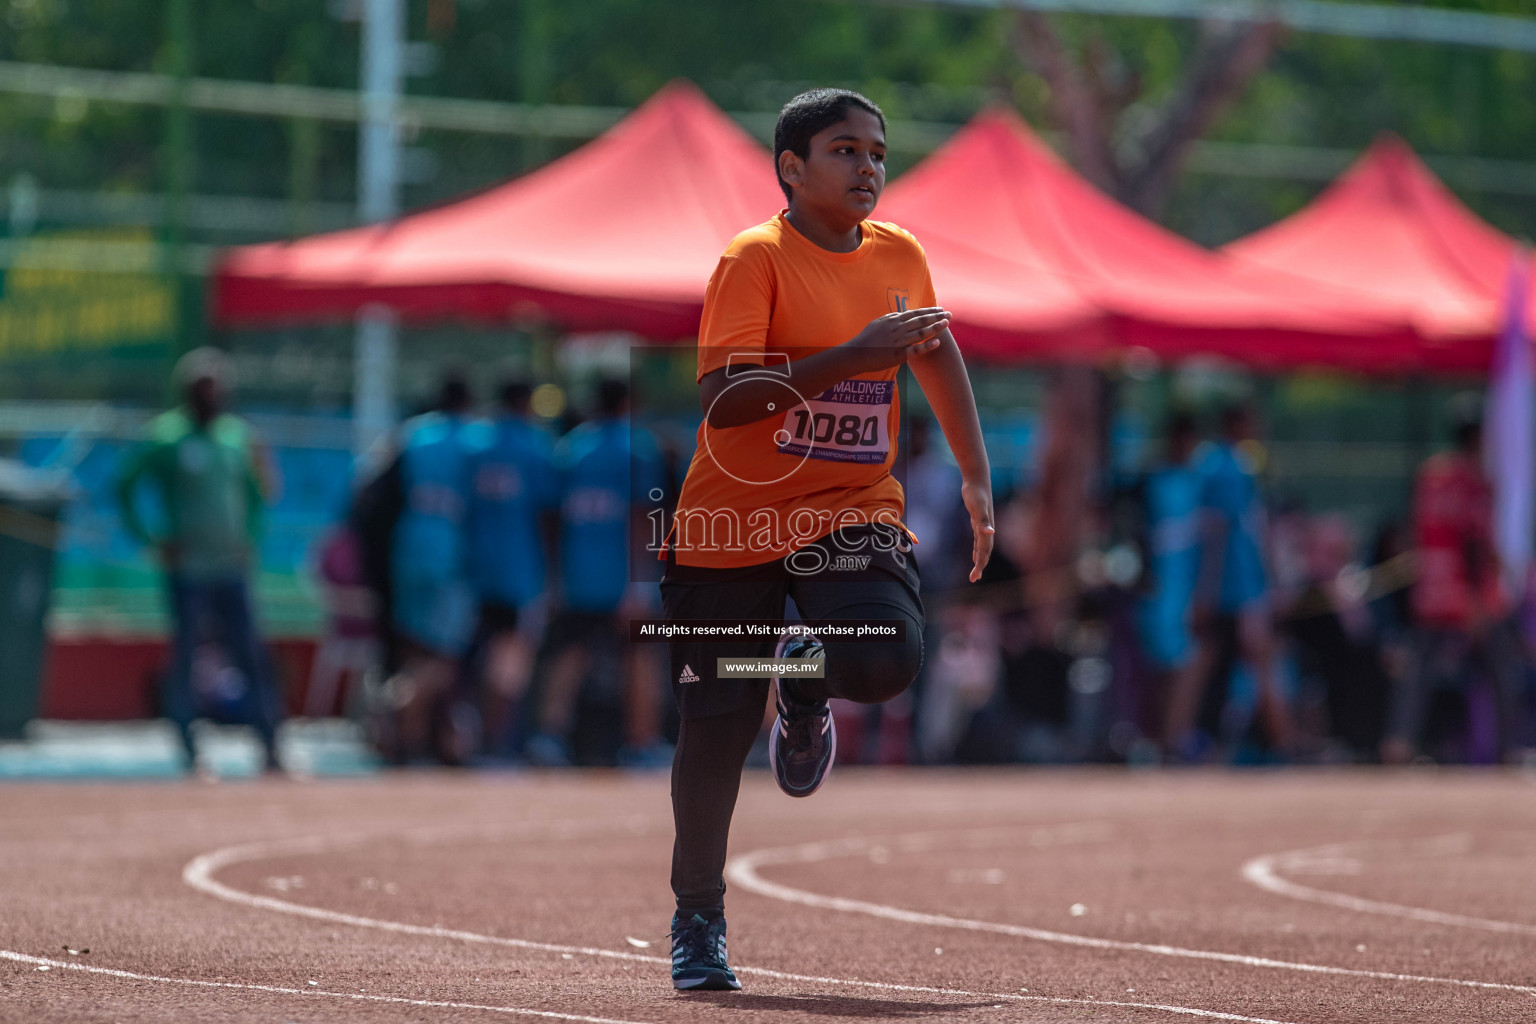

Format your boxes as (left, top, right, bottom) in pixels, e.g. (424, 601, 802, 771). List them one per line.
(0, 460, 71, 740)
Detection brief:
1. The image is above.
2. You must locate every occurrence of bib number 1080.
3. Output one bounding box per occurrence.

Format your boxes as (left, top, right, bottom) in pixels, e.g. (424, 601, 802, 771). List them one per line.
(788, 411, 881, 447)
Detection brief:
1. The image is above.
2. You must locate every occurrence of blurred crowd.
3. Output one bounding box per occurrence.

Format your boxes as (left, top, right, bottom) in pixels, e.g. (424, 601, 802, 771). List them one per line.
(906, 396, 1535, 769)
(117, 352, 1536, 772)
(331, 372, 671, 768)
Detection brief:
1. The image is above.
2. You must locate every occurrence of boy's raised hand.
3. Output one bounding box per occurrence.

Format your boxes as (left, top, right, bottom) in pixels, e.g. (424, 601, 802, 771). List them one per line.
(849, 308, 950, 370)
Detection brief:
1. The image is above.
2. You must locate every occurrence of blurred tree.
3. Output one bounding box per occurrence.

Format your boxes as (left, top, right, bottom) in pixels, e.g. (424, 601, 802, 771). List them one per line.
(1011, 10, 1282, 216)
(0, 0, 1532, 246)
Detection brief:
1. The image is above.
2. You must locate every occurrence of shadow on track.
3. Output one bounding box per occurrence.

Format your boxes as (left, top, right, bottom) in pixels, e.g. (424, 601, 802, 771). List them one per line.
(676, 992, 999, 1017)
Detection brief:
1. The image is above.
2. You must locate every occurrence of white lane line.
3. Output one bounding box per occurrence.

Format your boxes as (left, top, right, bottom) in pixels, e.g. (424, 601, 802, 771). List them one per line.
(180, 826, 1308, 1024)
(724, 828, 1536, 997)
(2, 946, 1299, 1024)
(0, 950, 652, 1024)
(731, 962, 1303, 1023)
(1241, 838, 1536, 936)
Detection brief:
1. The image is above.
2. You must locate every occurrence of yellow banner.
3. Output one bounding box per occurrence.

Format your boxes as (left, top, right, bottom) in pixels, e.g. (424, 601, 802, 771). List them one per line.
(0, 228, 176, 358)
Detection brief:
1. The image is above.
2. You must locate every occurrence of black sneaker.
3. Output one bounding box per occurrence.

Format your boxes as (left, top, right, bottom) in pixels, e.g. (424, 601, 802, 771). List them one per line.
(670, 912, 740, 991)
(771, 634, 835, 798)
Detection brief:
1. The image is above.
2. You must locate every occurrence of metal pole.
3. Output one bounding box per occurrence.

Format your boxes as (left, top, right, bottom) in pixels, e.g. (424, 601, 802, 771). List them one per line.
(354, 0, 404, 458)
(164, 0, 194, 360)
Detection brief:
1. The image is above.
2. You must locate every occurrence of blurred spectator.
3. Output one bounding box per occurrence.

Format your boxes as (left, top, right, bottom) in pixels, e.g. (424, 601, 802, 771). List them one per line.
(1386, 415, 1522, 763)
(1284, 514, 1391, 762)
(304, 522, 377, 718)
(1168, 403, 1292, 760)
(1135, 412, 1203, 750)
(462, 379, 559, 757)
(1023, 369, 1096, 647)
(901, 415, 967, 593)
(379, 373, 481, 764)
(526, 379, 669, 767)
(880, 414, 965, 764)
(984, 371, 1098, 762)
(115, 347, 283, 775)
(922, 599, 1005, 763)
(349, 441, 407, 681)
(943, 487, 1073, 764)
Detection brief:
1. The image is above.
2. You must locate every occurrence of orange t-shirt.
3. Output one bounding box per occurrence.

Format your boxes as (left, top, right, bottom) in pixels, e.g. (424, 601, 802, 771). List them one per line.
(670, 212, 937, 569)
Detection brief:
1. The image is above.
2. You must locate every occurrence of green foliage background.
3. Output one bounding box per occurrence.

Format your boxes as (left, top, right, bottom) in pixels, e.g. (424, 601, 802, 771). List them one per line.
(3, 0, 1533, 246)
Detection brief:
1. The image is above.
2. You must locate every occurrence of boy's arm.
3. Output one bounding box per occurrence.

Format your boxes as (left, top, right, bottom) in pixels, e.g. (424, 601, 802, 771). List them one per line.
(700, 308, 949, 429)
(908, 328, 995, 583)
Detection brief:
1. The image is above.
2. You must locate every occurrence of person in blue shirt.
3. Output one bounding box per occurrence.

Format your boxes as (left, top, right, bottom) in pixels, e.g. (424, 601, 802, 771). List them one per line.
(525, 379, 669, 767)
(463, 379, 560, 755)
(1166, 403, 1292, 760)
(384, 374, 481, 763)
(1136, 413, 1204, 746)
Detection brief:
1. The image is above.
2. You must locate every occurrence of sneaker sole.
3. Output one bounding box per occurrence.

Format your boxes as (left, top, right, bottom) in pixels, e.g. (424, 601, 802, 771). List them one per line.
(673, 971, 742, 991)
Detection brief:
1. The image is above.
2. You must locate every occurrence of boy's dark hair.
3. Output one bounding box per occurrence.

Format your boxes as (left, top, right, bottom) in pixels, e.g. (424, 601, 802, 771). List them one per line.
(773, 88, 886, 203)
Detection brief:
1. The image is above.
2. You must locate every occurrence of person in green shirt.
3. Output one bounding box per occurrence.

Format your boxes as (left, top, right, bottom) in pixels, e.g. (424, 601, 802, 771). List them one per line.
(116, 347, 283, 775)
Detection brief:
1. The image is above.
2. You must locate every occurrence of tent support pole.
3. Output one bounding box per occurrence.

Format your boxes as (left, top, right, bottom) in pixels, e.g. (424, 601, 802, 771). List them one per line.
(353, 0, 403, 457)
(355, 305, 399, 457)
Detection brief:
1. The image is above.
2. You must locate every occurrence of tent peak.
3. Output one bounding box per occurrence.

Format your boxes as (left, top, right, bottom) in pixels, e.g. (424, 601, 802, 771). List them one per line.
(643, 77, 711, 107)
(1350, 133, 1434, 191)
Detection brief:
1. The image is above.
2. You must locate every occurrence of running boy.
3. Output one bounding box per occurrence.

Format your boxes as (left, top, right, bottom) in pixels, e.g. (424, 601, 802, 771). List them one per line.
(663, 88, 994, 991)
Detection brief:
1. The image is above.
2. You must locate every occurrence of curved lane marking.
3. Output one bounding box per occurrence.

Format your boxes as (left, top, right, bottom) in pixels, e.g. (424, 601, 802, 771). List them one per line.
(177, 821, 1308, 1024)
(0, 950, 652, 1024)
(724, 827, 1536, 997)
(1241, 837, 1536, 937)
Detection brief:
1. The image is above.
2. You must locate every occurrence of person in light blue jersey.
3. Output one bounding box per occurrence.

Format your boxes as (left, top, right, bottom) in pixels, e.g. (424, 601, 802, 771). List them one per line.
(1167, 403, 1291, 760)
(384, 373, 481, 763)
(463, 379, 560, 754)
(1135, 412, 1203, 748)
(525, 379, 669, 767)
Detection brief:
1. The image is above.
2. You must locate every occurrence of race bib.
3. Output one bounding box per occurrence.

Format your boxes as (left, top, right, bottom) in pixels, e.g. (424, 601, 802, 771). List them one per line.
(776, 378, 893, 464)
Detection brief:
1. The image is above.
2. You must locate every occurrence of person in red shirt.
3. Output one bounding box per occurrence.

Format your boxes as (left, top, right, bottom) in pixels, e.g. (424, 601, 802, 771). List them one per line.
(661, 88, 994, 991)
(1387, 415, 1520, 763)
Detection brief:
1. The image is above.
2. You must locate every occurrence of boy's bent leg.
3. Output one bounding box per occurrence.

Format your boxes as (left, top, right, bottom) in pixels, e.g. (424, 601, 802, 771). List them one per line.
(785, 527, 925, 707)
(792, 596, 922, 705)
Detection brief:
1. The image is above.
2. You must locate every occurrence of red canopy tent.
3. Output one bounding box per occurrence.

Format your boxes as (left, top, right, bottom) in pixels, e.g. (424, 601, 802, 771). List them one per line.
(212, 81, 784, 339)
(879, 110, 1410, 372)
(1223, 135, 1535, 373)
